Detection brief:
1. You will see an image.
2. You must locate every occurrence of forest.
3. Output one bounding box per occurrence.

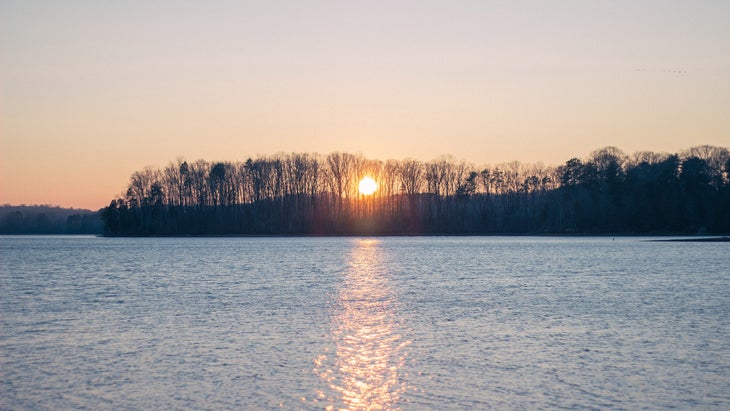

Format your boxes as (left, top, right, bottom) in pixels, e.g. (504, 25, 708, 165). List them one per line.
(100, 146, 730, 236)
(0, 205, 102, 234)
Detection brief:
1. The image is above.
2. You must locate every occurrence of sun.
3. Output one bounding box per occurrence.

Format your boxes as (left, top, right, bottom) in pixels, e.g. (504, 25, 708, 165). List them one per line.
(358, 176, 378, 195)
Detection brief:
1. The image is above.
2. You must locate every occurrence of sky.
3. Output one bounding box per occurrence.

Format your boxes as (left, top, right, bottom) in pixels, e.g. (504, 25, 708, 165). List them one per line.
(1, 0, 729, 210)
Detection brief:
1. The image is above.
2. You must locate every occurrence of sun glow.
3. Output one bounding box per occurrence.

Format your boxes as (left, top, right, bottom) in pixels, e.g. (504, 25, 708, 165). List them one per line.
(358, 177, 378, 196)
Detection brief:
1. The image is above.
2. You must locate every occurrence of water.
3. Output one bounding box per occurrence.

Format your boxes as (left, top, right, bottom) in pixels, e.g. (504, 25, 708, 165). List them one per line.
(1, 236, 729, 410)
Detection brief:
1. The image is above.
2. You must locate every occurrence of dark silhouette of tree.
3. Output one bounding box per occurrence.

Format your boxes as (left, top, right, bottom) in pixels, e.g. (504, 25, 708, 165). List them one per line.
(100, 146, 730, 236)
(1, 205, 102, 234)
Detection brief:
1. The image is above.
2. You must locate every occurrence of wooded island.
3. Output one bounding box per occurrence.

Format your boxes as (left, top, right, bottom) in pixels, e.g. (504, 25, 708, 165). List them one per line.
(100, 146, 730, 235)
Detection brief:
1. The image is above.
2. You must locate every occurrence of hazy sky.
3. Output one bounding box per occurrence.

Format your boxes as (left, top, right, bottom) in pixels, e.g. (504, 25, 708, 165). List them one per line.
(1, 0, 729, 209)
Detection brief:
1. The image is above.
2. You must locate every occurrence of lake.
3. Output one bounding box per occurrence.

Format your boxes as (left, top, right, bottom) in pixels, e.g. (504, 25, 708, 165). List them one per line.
(1, 236, 729, 410)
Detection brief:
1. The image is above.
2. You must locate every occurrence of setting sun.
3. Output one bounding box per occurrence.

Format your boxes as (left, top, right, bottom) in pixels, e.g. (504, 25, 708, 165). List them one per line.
(358, 177, 378, 196)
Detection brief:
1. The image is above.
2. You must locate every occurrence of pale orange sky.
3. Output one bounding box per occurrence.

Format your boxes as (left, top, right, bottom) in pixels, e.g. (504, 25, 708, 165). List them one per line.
(1, 1, 729, 210)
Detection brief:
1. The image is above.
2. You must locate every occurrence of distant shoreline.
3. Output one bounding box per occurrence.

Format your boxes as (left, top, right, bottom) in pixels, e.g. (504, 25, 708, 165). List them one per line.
(93, 233, 730, 239)
(3, 232, 729, 240)
(649, 237, 730, 242)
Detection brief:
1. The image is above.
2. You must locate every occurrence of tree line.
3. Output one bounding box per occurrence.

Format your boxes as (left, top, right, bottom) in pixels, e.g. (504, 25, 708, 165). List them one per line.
(0, 205, 102, 234)
(100, 146, 730, 235)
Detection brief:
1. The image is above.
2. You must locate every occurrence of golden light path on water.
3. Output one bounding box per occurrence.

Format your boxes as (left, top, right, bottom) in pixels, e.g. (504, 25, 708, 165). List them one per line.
(313, 239, 411, 411)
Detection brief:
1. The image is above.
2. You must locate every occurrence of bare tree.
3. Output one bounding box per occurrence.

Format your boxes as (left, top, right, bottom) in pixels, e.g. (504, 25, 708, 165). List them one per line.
(398, 159, 424, 195)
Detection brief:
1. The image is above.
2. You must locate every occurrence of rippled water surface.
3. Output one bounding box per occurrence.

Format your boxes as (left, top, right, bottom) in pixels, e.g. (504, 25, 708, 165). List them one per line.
(1, 236, 729, 410)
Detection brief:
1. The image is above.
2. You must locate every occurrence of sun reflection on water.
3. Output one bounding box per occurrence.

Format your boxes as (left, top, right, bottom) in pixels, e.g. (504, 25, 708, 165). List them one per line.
(313, 239, 411, 411)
